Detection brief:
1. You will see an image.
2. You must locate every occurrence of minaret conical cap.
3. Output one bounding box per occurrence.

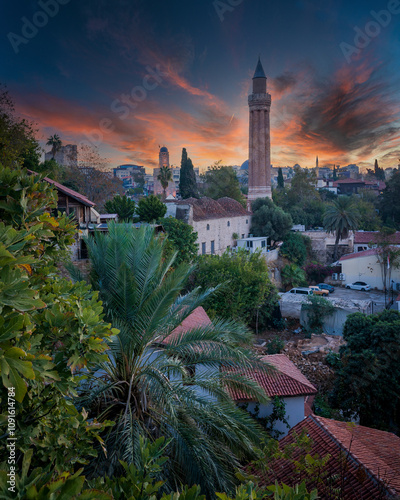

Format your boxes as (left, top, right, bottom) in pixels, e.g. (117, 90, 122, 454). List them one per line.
(253, 57, 266, 79)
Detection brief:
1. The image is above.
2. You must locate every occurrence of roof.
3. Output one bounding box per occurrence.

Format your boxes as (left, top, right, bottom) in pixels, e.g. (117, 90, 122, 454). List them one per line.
(160, 146, 168, 152)
(253, 57, 266, 79)
(44, 176, 95, 207)
(227, 354, 317, 401)
(253, 415, 400, 498)
(340, 249, 377, 261)
(174, 196, 251, 221)
(354, 231, 400, 245)
(162, 307, 212, 345)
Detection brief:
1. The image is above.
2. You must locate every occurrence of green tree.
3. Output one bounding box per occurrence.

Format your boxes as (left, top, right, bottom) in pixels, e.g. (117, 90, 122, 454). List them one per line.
(179, 148, 198, 199)
(331, 310, 400, 433)
(367, 159, 385, 181)
(77, 223, 270, 495)
(379, 168, 400, 229)
(353, 198, 382, 231)
(277, 168, 284, 189)
(203, 163, 246, 207)
(161, 216, 199, 265)
(46, 134, 62, 159)
(157, 165, 173, 200)
(251, 198, 293, 246)
(373, 228, 400, 297)
(280, 232, 308, 266)
(136, 194, 166, 222)
(104, 194, 136, 220)
(0, 166, 114, 473)
(303, 296, 335, 333)
(323, 196, 359, 261)
(189, 249, 279, 329)
(281, 264, 307, 290)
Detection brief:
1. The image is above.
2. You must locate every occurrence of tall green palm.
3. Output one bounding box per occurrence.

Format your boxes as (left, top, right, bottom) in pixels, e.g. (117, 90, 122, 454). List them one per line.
(79, 223, 270, 495)
(157, 166, 173, 200)
(46, 134, 62, 159)
(323, 196, 359, 260)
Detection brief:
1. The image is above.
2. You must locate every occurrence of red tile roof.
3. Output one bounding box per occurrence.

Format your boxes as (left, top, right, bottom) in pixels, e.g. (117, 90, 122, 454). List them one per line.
(340, 249, 377, 261)
(44, 176, 95, 207)
(226, 354, 317, 401)
(174, 196, 251, 221)
(162, 306, 212, 345)
(253, 415, 400, 498)
(354, 231, 400, 245)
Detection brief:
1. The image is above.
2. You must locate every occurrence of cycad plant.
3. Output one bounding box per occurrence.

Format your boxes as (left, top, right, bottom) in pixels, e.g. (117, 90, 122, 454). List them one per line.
(77, 223, 271, 495)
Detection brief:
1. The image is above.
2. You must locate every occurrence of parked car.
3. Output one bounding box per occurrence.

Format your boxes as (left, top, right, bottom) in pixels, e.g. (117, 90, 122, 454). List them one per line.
(345, 281, 372, 291)
(309, 285, 329, 296)
(288, 287, 313, 295)
(317, 283, 335, 293)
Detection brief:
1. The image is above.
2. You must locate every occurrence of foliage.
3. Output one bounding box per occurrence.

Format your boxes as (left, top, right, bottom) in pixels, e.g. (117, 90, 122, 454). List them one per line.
(161, 216, 199, 265)
(75, 224, 271, 495)
(0, 86, 41, 170)
(277, 168, 284, 189)
(179, 148, 198, 199)
(189, 249, 279, 328)
(366, 159, 385, 181)
(281, 264, 306, 290)
(266, 336, 285, 355)
(323, 196, 359, 261)
(352, 198, 382, 231)
(280, 233, 308, 266)
(251, 198, 293, 246)
(379, 168, 400, 229)
(303, 263, 331, 284)
(249, 397, 290, 440)
(157, 166, 173, 200)
(0, 166, 115, 474)
(302, 296, 335, 333)
(136, 195, 166, 222)
(46, 134, 62, 159)
(104, 195, 136, 221)
(331, 309, 400, 432)
(372, 228, 400, 293)
(265, 481, 319, 499)
(202, 162, 246, 207)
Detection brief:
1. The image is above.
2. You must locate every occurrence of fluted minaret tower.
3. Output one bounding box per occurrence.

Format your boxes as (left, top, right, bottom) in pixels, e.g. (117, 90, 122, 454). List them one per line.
(247, 57, 272, 210)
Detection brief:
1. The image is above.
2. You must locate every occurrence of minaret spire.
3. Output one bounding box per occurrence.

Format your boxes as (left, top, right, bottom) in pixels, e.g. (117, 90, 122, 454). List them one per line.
(247, 58, 272, 209)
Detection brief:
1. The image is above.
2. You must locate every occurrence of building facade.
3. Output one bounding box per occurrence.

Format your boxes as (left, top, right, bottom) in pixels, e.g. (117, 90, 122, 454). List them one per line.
(166, 197, 252, 256)
(247, 58, 272, 209)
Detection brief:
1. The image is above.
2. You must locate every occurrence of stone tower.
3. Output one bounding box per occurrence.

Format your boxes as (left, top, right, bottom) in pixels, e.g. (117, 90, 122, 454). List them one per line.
(247, 57, 272, 210)
(159, 146, 170, 168)
(154, 146, 170, 196)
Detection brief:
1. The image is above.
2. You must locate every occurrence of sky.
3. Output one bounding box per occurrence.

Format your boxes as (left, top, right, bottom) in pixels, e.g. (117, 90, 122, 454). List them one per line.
(1, 0, 400, 171)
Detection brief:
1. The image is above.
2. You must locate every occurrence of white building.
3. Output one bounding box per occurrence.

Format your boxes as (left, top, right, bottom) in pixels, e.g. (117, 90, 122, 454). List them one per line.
(165, 197, 252, 256)
(236, 236, 269, 254)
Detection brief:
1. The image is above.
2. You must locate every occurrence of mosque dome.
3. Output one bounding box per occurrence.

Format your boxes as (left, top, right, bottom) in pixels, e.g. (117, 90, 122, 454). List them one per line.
(240, 160, 249, 170)
(160, 146, 168, 153)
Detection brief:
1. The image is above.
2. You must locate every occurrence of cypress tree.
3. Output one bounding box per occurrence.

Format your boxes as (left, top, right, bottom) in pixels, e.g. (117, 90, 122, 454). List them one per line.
(179, 148, 198, 199)
(277, 167, 284, 189)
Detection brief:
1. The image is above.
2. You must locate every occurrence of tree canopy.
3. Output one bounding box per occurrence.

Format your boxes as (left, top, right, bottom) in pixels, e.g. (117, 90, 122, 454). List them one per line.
(161, 216, 199, 265)
(280, 232, 308, 266)
(136, 194, 167, 222)
(379, 168, 400, 229)
(250, 198, 293, 246)
(202, 163, 246, 207)
(104, 194, 136, 220)
(179, 148, 198, 199)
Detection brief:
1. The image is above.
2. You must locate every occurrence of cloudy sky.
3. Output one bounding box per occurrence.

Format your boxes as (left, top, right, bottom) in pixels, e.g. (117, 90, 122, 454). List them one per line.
(1, 0, 400, 171)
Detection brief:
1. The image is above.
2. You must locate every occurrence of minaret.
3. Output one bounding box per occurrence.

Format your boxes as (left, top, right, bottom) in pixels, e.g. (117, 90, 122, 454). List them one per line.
(247, 57, 272, 210)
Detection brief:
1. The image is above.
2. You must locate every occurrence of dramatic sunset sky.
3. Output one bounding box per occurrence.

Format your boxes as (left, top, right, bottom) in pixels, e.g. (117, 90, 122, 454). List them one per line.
(1, 0, 400, 171)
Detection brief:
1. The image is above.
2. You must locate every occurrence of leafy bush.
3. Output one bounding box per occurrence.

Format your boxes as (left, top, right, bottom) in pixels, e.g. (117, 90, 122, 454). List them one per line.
(266, 336, 285, 354)
(304, 263, 331, 284)
(280, 233, 308, 266)
(161, 216, 199, 265)
(302, 296, 335, 333)
(281, 264, 307, 290)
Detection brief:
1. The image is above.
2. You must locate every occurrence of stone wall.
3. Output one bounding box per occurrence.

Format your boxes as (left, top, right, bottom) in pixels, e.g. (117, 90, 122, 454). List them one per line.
(303, 231, 353, 264)
(194, 215, 251, 255)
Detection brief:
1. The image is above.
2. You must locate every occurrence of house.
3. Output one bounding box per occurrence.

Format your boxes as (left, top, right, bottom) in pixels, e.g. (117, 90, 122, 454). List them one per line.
(332, 178, 386, 195)
(253, 414, 400, 499)
(227, 354, 317, 437)
(236, 236, 269, 254)
(354, 231, 400, 253)
(166, 197, 252, 256)
(340, 249, 400, 291)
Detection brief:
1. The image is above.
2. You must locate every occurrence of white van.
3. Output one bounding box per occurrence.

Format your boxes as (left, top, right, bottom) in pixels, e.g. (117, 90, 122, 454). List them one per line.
(288, 287, 313, 295)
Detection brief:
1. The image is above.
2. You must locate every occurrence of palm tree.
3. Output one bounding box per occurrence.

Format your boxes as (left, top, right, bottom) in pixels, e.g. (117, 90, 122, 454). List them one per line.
(323, 196, 359, 260)
(157, 165, 173, 200)
(46, 134, 62, 159)
(78, 223, 270, 495)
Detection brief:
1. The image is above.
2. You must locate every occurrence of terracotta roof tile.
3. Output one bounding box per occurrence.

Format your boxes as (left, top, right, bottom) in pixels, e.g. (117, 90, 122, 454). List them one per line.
(162, 306, 212, 345)
(252, 415, 400, 498)
(226, 354, 317, 401)
(175, 197, 251, 221)
(340, 249, 377, 261)
(354, 231, 400, 245)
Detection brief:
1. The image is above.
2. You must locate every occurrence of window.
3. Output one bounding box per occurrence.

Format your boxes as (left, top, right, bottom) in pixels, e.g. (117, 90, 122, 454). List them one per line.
(246, 240, 253, 248)
(261, 240, 266, 248)
(227, 221, 230, 227)
(206, 224, 210, 230)
(246, 219, 249, 224)
(211, 240, 215, 254)
(202, 242, 206, 255)
(242, 234, 245, 239)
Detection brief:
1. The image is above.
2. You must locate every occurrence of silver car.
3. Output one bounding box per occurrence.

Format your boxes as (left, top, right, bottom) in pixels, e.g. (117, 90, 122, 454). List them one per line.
(345, 281, 372, 291)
